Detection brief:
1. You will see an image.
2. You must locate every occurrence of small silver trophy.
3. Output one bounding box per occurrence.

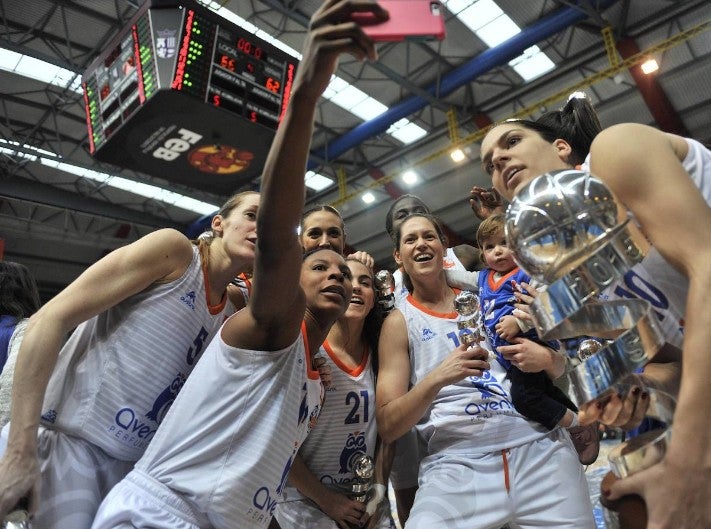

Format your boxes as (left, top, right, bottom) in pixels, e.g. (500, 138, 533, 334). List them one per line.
(453, 290, 484, 347)
(349, 453, 375, 503)
(2, 498, 30, 529)
(374, 270, 395, 313)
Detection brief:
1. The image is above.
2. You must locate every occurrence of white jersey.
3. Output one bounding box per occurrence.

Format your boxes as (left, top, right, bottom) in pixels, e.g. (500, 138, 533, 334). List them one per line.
(136, 322, 324, 529)
(589, 138, 711, 348)
(399, 293, 547, 455)
(393, 247, 465, 308)
(279, 339, 378, 502)
(0, 318, 28, 429)
(40, 245, 233, 461)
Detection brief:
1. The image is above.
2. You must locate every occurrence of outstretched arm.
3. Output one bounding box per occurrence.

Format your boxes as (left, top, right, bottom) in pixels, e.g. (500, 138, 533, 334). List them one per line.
(224, 0, 386, 351)
(590, 123, 711, 529)
(0, 228, 194, 517)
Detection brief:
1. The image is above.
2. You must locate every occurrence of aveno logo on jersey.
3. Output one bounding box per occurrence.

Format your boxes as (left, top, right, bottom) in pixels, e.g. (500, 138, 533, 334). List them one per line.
(108, 407, 157, 449)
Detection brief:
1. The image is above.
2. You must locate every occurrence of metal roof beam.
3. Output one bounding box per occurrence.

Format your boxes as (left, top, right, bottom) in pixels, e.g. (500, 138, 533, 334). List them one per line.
(308, 0, 620, 169)
(1, 177, 184, 229)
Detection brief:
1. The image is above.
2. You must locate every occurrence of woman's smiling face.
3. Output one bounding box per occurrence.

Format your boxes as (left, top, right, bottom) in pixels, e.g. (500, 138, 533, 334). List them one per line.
(395, 215, 445, 278)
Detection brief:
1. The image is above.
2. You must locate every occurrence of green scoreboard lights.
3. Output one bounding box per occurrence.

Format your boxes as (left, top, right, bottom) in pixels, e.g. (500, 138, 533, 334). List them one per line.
(82, 0, 299, 195)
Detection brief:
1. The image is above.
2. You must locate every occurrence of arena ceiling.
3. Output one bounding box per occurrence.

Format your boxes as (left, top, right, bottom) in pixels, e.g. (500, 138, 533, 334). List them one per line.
(1, 0, 710, 300)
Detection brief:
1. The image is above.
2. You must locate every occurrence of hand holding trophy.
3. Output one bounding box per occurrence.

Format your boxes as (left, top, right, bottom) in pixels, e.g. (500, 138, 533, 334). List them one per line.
(505, 169, 673, 528)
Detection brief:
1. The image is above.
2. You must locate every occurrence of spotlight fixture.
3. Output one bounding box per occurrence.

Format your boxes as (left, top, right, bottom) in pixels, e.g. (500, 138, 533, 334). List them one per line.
(402, 170, 418, 185)
(641, 58, 659, 74)
(362, 192, 375, 204)
(450, 148, 466, 163)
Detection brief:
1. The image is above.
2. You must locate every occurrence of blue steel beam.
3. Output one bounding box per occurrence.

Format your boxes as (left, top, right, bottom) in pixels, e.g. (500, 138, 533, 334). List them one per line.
(308, 0, 619, 168)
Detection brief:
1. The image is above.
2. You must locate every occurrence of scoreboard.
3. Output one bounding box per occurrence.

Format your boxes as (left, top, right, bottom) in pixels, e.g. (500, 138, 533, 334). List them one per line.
(82, 0, 298, 195)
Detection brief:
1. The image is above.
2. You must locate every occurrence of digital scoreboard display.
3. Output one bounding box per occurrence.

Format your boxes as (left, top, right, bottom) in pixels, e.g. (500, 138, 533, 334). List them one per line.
(83, 0, 298, 195)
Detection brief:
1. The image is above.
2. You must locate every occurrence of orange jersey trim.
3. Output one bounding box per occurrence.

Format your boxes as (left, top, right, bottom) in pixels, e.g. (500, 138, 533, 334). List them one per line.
(302, 321, 320, 381)
(487, 266, 520, 292)
(200, 252, 228, 316)
(406, 290, 459, 319)
(322, 339, 370, 377)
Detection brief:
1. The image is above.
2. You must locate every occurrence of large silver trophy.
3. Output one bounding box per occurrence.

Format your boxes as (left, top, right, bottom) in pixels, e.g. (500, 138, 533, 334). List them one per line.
(505, 169, 673, 521)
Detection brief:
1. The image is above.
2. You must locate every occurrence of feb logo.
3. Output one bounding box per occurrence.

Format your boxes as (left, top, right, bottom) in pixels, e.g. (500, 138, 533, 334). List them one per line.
(187, 145, 254, 174)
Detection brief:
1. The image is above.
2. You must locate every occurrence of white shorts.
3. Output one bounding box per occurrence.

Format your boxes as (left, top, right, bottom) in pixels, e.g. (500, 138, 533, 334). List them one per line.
(405, 429, 594, 529)
(0, 424, 133, 529)
(388, 429, 423, 490)
(91, 469, 211, 529)
(274, 497, 393, 529)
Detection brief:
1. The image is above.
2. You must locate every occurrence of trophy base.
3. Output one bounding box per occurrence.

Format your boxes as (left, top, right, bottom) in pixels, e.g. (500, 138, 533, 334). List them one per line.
(600, 471, 647, 529)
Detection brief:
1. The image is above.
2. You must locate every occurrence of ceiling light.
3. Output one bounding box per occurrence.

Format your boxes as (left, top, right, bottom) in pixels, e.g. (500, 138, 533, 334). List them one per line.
(0, 48, 82, 93)
(442, 0, 556, 82)
(444, 0, 503, 34)
(508, 46, 555, 81)
(305, 171, 334, 192)
(362, 192, 376, 204)
(450, 148, 466, 163)
(641, 58, 659, 74)
(0, 139, 218, 215)
(387, 119, 427, 144)
(402, 170, 418, 185)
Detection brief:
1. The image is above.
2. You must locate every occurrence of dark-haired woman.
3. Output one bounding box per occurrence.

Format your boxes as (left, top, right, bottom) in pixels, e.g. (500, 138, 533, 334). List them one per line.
(479, 93, 711, 529)
(376, 213, 593, 528)
(300, 204, 375, 270)
(274, 258, 391, 529)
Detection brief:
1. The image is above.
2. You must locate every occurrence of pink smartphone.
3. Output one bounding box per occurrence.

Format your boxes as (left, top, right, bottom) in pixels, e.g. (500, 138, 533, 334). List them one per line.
(351, 1, 446, 42)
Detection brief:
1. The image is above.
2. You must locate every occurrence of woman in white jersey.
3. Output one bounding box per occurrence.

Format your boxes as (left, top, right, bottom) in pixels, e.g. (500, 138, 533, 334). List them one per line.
(0, 188, 258, 527)
(376, 213, 594, 529)
(88, 2, 382, 529)
(382, 194, 482, 524)
(274, 257, 392, 529)
(270, 205, 389, 529)
(479, 99, 711, 528)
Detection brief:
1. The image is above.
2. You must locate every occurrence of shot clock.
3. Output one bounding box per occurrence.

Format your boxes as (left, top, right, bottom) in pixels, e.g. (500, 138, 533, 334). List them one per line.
(82, 0, 298, 195)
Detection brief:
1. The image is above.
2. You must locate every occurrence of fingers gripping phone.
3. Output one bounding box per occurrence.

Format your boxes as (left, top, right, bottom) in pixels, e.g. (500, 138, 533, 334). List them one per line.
(351, 1, 446, 42)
